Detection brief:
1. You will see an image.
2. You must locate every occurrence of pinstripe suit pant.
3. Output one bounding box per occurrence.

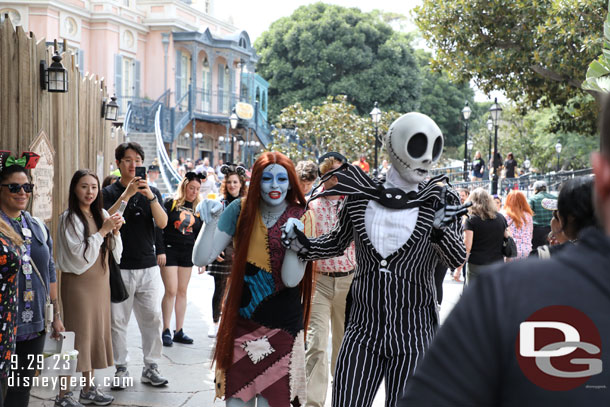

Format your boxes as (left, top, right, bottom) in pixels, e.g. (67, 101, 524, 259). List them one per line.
(331, 270, 436, 407)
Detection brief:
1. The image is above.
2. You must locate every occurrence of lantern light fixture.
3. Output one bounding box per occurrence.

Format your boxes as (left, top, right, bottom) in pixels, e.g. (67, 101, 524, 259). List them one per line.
(40, 50, 68, 93)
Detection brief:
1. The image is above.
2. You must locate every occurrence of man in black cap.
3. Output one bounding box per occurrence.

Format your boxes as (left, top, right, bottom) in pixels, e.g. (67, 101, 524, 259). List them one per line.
(147, 165, 160, 189)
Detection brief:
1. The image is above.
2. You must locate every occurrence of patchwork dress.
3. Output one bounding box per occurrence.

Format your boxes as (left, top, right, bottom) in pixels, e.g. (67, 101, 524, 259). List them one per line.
(215, 199, 314, 407)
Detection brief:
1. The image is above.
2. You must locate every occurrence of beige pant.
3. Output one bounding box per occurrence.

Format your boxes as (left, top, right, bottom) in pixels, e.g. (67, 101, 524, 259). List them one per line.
(111, 266, 163, 368)
(305, 272, 354, 407)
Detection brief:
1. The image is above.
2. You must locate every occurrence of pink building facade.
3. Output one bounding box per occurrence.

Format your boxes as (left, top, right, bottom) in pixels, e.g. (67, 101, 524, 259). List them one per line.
(1, 0, 270, 166)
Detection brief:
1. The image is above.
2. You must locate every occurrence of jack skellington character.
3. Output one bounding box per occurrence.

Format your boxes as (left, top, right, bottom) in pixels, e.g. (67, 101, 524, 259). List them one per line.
(283, 112, 469, 407)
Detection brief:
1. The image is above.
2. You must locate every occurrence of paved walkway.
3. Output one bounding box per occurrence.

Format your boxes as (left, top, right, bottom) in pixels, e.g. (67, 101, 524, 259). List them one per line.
(28, 271, 464, 406)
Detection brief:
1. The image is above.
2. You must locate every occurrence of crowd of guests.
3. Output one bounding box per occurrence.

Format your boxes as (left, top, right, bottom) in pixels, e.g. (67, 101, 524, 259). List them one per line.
(451, 177, 595, 285)
(0, 132, 603, 407)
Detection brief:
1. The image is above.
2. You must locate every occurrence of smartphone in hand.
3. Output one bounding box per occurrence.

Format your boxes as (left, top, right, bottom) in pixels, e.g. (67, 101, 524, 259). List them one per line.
(135, 166, 147, 189)
(135, 166, 147, 180)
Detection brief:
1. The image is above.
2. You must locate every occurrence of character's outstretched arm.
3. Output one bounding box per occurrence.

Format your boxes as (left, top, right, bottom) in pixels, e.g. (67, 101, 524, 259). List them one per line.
(282, 198, 354, 261)
(192, 199, 233, 267)
(430, 187, 468, 269)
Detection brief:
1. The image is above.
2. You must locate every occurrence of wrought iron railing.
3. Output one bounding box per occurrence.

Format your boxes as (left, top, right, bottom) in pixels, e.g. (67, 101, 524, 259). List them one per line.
(193, 89, 239, 116)
(124, 87, 273, 147)
(451, 168, 593, 197)
(123, 91, 170, 134)
(154, 106, 182, 195)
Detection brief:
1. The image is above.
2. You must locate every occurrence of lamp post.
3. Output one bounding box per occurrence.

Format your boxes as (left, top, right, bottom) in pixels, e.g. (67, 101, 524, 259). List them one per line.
(369, 102, 382, 177)
(523, 158, 531, 172)
(467, 139, 474, 172)
(555, 141, 562, 172)
(486, 118, 493, 169)
(229, 109, 239, 163)
(461, 102, 472, 181)
(489, 98, 503, 195)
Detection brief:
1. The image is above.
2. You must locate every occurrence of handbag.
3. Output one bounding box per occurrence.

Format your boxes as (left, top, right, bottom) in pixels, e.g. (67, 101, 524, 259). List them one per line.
(109, 253, 129, 303)
(502, 236, 518, 258)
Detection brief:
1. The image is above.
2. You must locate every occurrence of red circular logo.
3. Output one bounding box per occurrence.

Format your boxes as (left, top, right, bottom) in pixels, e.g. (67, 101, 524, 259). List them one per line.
(515, 305, 602, 391)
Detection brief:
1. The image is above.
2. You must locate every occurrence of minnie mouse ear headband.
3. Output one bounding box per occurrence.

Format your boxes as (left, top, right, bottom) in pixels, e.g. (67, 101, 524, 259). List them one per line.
(0, 151, 40, 173)
(185, 171, 206, 181)
(220, 163, 247, 177)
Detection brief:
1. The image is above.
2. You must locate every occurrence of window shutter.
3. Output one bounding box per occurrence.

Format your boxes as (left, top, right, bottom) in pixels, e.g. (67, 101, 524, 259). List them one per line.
(135, 60, 141, 98)
(78, 49, 85, 76)
(218, 64, 224, 111)
(175, 51, 183, 100)
(114, 54, 123, 97)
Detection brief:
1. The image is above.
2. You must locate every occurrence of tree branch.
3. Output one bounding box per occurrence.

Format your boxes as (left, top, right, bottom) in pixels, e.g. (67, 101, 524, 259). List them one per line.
(529, 64, 583, 90)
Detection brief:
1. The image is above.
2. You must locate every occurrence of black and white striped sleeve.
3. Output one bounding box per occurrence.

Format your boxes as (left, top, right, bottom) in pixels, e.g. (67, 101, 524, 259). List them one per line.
(432, 189, 467, 269)
(299, 196, 355, 262)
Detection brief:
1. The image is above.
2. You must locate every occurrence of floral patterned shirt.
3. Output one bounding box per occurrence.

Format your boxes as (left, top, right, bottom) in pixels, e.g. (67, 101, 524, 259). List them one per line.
(503, 212, 533, 262)
(310, 196, 356, 273)
(0, 233, 21, 377)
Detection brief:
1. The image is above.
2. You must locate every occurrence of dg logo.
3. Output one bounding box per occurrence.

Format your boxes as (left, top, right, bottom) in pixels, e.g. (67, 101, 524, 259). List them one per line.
(516, 305, 603, 391)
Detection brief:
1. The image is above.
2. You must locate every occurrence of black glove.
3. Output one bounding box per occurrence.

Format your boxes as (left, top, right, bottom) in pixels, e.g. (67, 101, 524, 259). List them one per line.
(431, 187, 472, 243)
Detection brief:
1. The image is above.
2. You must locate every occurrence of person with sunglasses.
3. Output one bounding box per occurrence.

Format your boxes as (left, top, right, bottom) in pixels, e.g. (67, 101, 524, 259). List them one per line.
(0, 152, 64, 406)
(157, 172, 204, 347)
(203, 164, 248, 338)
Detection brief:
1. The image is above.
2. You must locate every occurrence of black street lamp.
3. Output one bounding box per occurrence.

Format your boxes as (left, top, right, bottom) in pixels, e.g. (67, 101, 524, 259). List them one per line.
(467, 139, 474, 167)
(461, 102, 472, 181)
(369, 102, 382, 177)
(555, 141, 562, 172)
(229, 109, 239, 163)
(489, 98, 503, 194)
(486, 118, 493, 169)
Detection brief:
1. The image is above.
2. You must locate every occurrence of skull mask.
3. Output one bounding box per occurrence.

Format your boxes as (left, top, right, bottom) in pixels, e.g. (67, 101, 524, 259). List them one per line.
(383, 112, 444, 184)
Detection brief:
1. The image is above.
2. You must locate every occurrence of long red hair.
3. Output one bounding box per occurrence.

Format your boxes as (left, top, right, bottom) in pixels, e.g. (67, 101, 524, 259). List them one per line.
(504, 190, 533, 229)
(213, 152, 314, 370)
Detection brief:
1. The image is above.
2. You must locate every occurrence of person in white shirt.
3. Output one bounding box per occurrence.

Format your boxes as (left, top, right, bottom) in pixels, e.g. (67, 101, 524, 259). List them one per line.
(56, 169, 123, 407)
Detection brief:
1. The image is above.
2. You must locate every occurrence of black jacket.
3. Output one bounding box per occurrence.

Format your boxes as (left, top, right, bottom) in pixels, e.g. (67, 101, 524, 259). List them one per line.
(401, 227, 610, 406)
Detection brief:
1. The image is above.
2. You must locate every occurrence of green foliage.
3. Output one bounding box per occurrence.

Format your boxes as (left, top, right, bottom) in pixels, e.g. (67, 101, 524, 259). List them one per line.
(414, 0, 607, 107)
(255, 3, 422, 120)
(583, 3, 610, 93)
(468, 99, 598, 173)
(266, 95, 400, 163)
(415, 49, 476, 147)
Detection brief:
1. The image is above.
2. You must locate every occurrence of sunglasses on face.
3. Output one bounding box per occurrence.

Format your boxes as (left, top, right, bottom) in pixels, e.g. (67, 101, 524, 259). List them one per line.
(185, 171, 206, 181)
(1, 183, 34, 193)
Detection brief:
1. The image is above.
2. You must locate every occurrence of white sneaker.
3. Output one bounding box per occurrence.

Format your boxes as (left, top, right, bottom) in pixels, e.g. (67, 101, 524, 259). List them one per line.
(208, 323, 219, 338)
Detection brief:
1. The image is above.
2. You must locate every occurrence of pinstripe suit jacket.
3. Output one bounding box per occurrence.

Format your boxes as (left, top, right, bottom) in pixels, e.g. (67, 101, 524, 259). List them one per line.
(302, 182, 466, 353)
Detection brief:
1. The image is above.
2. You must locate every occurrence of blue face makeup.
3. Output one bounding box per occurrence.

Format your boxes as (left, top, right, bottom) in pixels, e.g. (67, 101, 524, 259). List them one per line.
(260, 164, 290, 206)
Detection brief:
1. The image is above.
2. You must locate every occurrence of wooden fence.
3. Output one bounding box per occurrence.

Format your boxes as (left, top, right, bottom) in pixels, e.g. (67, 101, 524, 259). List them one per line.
(0, 17, 123, 242)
